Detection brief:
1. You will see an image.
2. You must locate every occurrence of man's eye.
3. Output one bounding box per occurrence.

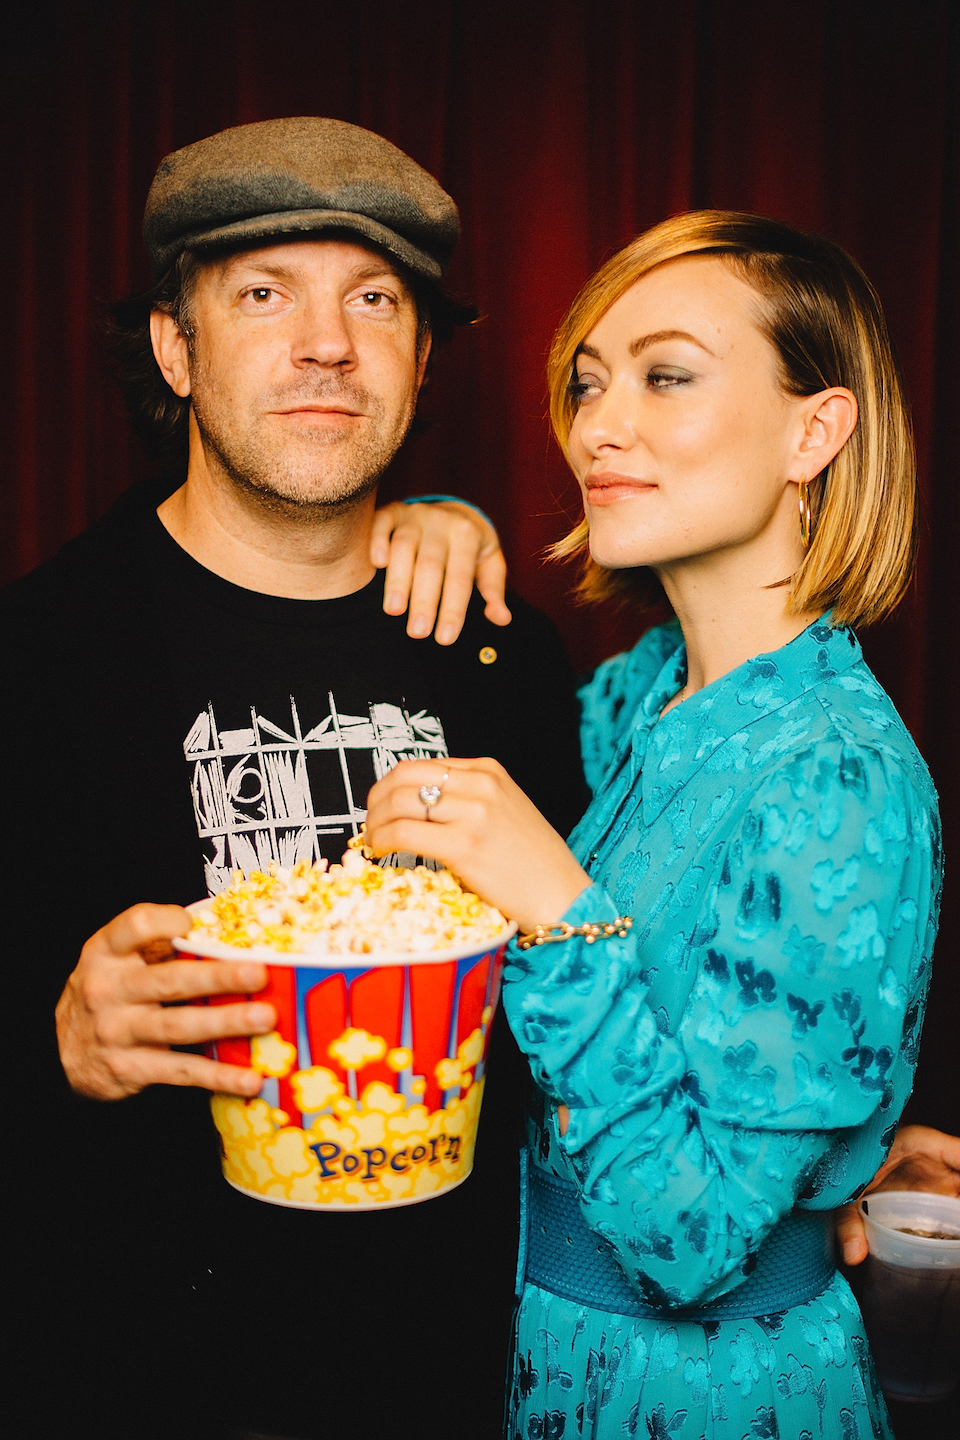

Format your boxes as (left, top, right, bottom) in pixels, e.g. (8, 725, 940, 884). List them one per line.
(248, 288, 275, 303)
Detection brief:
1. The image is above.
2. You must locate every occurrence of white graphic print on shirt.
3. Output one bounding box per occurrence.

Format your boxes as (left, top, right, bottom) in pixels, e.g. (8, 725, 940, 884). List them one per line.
(183, 691, 448, 894)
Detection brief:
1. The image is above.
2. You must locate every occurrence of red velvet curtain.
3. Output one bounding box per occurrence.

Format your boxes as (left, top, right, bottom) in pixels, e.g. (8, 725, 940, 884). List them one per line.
(3, 0, 957, 1128)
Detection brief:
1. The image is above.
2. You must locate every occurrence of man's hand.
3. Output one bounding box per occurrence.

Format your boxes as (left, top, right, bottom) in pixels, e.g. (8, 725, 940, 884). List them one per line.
(370, 500, 511, 645)
(55, 903, 276, 1100)
(836, 1124, 960, 1264)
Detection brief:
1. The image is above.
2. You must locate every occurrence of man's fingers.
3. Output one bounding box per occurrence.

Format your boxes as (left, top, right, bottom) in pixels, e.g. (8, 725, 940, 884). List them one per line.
(476, 549, 512, 627)
(111, 956, 269, 1006)
(889, 1124, 960, 1174)
(103, 902, 192, 956)
(835, 1203, 869, 1265)
(123, 996, 276, 1048)
(106, 1046, 265, 1097)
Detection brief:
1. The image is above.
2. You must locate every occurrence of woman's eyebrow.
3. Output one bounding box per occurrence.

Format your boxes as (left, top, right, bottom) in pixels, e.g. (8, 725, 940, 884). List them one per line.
(629, 328, 717, 358)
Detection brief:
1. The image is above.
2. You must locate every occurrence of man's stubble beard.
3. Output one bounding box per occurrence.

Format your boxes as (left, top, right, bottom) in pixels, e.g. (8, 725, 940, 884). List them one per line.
(188, 363, 417, 520)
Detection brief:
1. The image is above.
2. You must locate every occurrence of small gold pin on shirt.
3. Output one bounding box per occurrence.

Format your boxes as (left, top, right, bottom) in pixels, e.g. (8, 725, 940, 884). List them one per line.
(479, 646, 497, 665)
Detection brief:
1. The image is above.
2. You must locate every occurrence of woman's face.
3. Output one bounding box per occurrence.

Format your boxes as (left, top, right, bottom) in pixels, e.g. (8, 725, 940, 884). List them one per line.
(567, 254, 807, 577)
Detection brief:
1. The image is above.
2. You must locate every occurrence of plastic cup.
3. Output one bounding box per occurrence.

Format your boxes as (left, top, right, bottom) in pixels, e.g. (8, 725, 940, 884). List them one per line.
(174, 912, 516, 1210)
(853, 1190, 960, 1402)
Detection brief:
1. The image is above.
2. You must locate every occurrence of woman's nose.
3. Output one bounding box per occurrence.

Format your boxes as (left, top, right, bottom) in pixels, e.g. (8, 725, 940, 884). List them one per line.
(574, 381, 637, 454)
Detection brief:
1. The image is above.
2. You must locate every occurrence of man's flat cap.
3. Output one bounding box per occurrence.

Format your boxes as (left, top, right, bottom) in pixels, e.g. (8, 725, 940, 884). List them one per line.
(144, 117, 459, 282)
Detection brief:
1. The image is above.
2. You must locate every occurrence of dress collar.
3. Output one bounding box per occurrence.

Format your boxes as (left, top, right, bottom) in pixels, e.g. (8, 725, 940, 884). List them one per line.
(635, 616, 862, 826)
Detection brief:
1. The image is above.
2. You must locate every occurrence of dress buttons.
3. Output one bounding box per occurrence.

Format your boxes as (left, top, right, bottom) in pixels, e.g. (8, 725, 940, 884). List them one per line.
(479, 646, 497, 665)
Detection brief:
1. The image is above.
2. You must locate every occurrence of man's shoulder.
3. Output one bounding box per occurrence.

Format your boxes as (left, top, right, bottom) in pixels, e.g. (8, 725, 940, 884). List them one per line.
(1, 476, 176, 621)
(439, 586, 568, 661)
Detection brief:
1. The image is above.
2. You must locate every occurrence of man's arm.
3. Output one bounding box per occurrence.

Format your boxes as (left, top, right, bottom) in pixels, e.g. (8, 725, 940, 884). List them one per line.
(56, 903, 275, 1099)
(836, 1124, 960, 1264)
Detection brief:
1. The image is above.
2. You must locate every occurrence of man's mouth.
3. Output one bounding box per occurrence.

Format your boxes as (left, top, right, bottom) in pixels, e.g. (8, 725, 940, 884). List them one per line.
(273, 404, 363, 418)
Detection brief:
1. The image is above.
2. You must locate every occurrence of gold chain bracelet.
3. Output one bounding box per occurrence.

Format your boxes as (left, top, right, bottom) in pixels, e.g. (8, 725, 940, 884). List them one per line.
(516, 916, 633, 950)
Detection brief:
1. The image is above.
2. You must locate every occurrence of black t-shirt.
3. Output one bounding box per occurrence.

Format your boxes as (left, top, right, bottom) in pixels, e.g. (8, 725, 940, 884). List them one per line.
(150, 517, 460, 887)
(5, 480, 587, 1440)
(138, 515, 572, 1437)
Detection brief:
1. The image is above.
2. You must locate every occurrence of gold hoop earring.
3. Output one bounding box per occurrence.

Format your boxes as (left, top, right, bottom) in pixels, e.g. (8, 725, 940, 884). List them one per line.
(798, 477, 812, 548)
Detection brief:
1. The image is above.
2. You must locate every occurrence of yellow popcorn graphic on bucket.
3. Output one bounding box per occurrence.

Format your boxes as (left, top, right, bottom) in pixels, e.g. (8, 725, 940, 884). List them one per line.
(187, 894, 512, 1210)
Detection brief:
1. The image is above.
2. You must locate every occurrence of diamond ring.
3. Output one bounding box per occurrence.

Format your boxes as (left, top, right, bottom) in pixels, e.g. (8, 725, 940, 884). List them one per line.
(418, 774, 448, 820)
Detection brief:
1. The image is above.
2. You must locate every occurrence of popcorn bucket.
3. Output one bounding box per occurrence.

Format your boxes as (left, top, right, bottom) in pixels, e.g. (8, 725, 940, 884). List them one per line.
(174, 913, 516, 1210)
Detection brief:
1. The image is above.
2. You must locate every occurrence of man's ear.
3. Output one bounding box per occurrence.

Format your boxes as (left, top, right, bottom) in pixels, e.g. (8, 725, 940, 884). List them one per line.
(792, 387, 858, 480)
(414, 331, 433, 394)
(150, 309, 192, 398)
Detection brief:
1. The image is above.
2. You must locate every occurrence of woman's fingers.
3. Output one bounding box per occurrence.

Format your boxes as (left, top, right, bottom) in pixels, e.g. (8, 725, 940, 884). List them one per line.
(370, 500, 510, 643)
(477, 546, 512, 627)
(377, 511, 421, 617)
(365, 758, 591, 929)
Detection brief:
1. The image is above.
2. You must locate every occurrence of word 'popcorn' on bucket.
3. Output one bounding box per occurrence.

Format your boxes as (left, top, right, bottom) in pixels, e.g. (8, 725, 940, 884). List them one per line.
(190, 851, 507, 954)
(212, 1022, 490, 1207)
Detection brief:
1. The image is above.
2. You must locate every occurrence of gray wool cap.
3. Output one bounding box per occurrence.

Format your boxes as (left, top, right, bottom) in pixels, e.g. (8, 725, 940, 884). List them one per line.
(143, 116, 460, 282)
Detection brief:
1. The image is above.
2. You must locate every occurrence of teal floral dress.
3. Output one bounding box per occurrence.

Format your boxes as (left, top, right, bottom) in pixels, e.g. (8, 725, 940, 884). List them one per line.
(502, 617, 941, 1440)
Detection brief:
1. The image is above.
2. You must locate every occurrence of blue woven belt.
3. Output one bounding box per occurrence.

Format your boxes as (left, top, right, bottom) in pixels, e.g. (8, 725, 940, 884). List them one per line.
(525, 1165, 835, 1321)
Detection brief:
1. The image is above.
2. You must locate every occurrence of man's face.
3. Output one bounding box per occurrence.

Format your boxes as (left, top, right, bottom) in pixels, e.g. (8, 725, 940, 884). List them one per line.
(172, 239, 428, 512)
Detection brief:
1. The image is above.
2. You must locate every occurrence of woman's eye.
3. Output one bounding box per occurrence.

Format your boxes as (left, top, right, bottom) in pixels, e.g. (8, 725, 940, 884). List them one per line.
(647, 368, 691, 389)
(567, 374, 603, 404)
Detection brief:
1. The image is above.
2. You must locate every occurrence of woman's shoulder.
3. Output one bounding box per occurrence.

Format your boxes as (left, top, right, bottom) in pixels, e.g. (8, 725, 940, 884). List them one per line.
(812, 652, 935, 803)
(578, 620, 683, 792)
(732, 648, 939, 828)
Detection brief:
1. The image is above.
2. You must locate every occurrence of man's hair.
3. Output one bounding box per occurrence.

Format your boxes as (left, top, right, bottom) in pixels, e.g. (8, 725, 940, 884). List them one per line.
(105, 244, 477, 466)
(547, 210, 917, 630)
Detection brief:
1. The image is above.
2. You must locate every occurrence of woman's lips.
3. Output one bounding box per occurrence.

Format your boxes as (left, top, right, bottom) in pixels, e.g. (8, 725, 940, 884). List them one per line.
(584, 474, 657, 506)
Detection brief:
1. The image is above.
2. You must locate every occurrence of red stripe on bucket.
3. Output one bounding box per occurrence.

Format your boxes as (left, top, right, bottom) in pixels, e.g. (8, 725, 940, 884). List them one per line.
(349, 966, 404, 1092)
(304, 973, 349, 1086)
(409, 961, 457, 1111)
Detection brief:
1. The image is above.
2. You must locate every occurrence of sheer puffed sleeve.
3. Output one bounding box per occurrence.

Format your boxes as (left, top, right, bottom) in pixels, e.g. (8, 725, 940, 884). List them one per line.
(578, 621, 683, 796)
(502, 732, 939, 1310)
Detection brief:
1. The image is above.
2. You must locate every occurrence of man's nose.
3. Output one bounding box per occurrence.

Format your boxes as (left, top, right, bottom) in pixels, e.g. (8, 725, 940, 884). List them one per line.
(292, 296, 358, 369)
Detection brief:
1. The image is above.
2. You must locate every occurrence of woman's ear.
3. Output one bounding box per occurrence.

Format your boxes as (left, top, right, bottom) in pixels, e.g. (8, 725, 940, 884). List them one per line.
(792, 387, 858, 479)
(150, 309, 192, 399)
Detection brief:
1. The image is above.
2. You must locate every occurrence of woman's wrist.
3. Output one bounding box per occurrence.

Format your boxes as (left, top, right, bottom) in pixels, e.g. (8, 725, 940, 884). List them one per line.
(513, 874, 597, 936)
(400, 494, 497, 533)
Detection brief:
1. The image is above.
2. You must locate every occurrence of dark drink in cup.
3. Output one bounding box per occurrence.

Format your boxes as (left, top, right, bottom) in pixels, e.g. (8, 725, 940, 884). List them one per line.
(854, 1254, 958, 1400)
(851, 1190, 960, 1402)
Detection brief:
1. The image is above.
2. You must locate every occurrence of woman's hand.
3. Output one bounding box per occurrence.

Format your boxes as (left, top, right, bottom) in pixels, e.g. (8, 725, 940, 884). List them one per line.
(364, 757, 590, 930)
(835, 1124, 960, 1264)
(370, 500, 512, 645)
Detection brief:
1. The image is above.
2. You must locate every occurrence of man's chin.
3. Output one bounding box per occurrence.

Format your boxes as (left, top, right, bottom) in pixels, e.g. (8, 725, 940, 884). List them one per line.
(225, 467, 381, 516)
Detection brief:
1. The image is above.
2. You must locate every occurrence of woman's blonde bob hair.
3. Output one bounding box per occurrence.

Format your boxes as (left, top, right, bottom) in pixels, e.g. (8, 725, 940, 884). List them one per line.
(548, 211, 917, 628)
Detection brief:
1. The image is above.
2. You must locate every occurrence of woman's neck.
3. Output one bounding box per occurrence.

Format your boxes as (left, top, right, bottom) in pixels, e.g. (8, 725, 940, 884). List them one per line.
(658, 555, 823, 711)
